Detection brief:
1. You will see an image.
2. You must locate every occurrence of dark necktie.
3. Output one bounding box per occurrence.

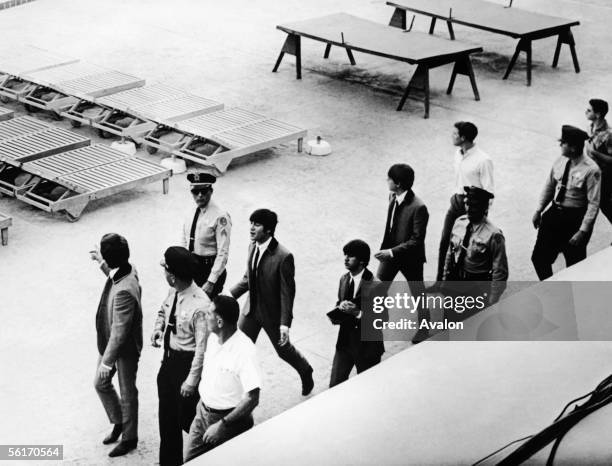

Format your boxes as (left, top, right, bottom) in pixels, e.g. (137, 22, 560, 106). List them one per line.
(554, 159, 572, 204)
(252, 247, 260, 278)
(163, 292, 179, 353)
(345, 277, 355, 301)
(188, 208, 201, 252)
(456, 223, 474, 269)
(249, 247, 260, 309)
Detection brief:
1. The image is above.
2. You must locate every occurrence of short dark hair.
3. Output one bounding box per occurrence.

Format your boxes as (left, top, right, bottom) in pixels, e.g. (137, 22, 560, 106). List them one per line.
(250, 209, 278, 235)
(213, 295, 239, 326)
(590, 99, 609, 118)
(100, 233, 130, 268)
(387, 164, 414, 190)
(343, 239, 370, 266)
(454, 121, 478, 142)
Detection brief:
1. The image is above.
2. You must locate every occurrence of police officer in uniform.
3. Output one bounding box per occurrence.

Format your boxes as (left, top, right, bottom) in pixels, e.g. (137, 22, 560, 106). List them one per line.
(151, 247, 211, 466)
(443, 186, 508, 311)
(531, 125, 601, 280)
(585, 99, 612, 226)
(182, 173, 231, 298)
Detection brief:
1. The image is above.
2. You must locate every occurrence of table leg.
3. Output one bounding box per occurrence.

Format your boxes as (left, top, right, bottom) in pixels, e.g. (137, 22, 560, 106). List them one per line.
(429, 17, 437, 34)
(503, 38, 531, 85)
(272, 33, 302, 79)
(388, 7, 407, 29)
(1, 227, 7, 246)
(162, 178, 169, 195)
(323, 43, 331, 59)
(398, 65, 430, 118)
(552, 28, 580, 73)
(297, 138, 303, 153)
(446, 21, 455, 40)
(567, 29, 580, 73)
(447, 55, 480, 101)
(346, 48, 356, 66)
(525, 40, 532, 86)
(552, 35, 563, 68)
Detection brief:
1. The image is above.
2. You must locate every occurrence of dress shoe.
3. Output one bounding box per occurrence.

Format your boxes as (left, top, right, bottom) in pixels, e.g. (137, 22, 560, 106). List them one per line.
(102, 424, 122, 445)
(108, 439, 137, 457)
(411, 328, 429, 345)
(301, 369, 314, 396)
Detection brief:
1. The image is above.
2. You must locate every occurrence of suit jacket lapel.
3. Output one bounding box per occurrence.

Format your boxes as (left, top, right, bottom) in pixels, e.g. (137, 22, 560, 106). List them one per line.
(354, 268, 373, 300)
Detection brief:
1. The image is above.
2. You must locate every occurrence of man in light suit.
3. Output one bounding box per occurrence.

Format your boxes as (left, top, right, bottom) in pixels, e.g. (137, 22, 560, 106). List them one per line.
(230, 209, 314, 396)
(91, 233, 142, 458)
(329, 239, 384, 387)
(375, 163, 430, 343)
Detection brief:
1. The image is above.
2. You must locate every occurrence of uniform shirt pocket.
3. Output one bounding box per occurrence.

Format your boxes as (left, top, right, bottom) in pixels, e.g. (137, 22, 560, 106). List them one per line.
(469, 238, 488, 258)
(570, 173, 584, 189)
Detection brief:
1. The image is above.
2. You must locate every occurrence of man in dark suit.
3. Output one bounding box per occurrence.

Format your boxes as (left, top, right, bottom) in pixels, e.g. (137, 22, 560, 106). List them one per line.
(230, 209, 314, 396)
(90, 234, 143, 458)
(329, 239, 384, 387)
(375, 163, 430, 343)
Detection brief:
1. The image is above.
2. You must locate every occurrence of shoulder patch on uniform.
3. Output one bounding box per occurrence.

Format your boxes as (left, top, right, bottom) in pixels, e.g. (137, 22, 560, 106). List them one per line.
(594, 171, 601, 180)
(219, 216, 227, 226)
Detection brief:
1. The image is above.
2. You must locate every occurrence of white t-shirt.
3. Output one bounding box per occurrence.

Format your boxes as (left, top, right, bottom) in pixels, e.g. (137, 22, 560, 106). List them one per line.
(199, 330, 262, 410)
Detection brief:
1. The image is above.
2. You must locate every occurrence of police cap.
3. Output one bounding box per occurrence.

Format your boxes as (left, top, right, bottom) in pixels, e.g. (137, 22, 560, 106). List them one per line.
(163, 246, 196, 281)
(560, 125, 589, 146)
(187, 172, 216, 188)
(464, 186, 494, 204)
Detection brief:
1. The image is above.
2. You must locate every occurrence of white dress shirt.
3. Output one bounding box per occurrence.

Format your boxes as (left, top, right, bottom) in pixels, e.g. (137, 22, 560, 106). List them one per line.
(348, 268, 365, 298)
(252, 237, 272, 269)
(454, 145, 495, 194)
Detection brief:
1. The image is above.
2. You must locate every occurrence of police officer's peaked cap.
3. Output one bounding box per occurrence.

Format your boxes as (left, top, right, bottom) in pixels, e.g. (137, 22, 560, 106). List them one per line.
(187, 172, 216, 187)
(464, 186, 494, 203)
(164, 246, 196, 277)
(560, 125, 589, 146)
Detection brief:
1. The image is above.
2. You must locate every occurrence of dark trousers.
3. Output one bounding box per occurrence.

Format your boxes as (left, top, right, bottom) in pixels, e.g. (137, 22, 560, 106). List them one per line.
(436, 193, 467, 281)
(531, 206, 589, 280)
(184, 402, 253, 462)
(94, 354, 139, 441)
(193, 255, 226, 298)
(441, 272, 492, 322)
(329, 348, 381, 388)
(238, 312, 312, 380)
(157, 349, 199, 466)
(376, 259, 430, 322)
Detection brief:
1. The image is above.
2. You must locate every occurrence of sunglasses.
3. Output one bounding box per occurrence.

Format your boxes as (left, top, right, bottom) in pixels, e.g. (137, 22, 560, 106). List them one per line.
(191, 187, 212, 195)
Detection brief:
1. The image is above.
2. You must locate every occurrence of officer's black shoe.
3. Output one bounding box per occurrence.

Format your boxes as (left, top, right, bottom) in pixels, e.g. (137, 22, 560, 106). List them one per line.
(301, 369, 314, 396)
(411, 328, 429, 345)
(102, 424, 122, 445)
(108, 438, 137, 457)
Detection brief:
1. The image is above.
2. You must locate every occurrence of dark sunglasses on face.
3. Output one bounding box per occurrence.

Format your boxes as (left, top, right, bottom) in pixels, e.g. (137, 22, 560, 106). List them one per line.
(191, 187, 212, 195)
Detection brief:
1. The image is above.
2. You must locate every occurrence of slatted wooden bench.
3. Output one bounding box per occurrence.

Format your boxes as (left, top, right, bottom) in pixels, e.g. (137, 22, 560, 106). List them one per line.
(15, 144, 171, 220)
(83, 83, 189, 139)
(0, 106, 14, 121)
(386, 0, 580, 85)
(144, 107, 306, 173)
(0, 211, 11, 246)
(0, 116, 51, 142)
(0, 46, 78, 101)
(274, 13, 482, 117)
(64, 84, 223, 141)
(19, 62, 145, 114)
(0, 127, 91, 195)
